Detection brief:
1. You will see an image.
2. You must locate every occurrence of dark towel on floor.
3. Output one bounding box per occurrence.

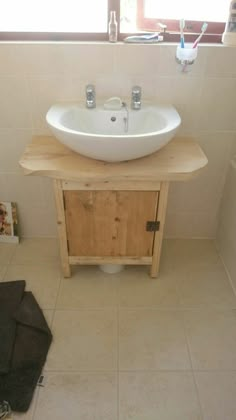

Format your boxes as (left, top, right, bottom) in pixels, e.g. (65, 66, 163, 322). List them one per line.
(0, 281, 52, 412)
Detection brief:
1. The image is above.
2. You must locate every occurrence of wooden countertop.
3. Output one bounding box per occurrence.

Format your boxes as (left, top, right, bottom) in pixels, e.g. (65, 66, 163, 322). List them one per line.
(19, 136, 208, 183)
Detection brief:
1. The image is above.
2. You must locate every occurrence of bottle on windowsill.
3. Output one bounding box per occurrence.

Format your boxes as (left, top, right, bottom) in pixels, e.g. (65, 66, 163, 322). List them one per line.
(109, 11, 118, 42)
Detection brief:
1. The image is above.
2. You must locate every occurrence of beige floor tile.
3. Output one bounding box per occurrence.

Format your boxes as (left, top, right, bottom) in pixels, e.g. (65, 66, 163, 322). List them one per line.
(56, 266, 119, 309)
(168, 239, 220, 269)
(12, 388, 39, 420)
(119, 266, 180, 308)
(34, 372, 117, 420)
(4, 264, 61, 309)
(46, 310, 117, 371)
(0, 265, 7, 280)
(195, 371, 236, 420)
(183, 310, 236, 369)
(11, 238, 59, 265)
(0, 243, 17, 264)
(119, 309, 191, 370)
(178, 263, 236, 309)
(43, 310, 54, 327)
(119, 372, 202, 420)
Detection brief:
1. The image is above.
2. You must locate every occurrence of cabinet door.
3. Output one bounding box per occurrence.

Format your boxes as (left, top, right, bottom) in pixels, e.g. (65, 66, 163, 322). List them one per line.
(64, 191, 159, 257)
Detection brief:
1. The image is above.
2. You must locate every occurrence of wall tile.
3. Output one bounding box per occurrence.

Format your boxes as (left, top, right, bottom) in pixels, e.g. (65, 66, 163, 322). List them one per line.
(165, 211, 217, 238)
(0, 44, 26, 77)
(197, 77, 236, 131)
(114, 44, 161, 76)
(17, 205, 57, 237)
(216, 160, 236, 284)
(0, 129, 32, 172)
(0, 77, 32, 128)
(23, 43, 115, 77)
(0, 173, 45, 207)
(28, 76, 84, 129)
(205, 45, 236, 77)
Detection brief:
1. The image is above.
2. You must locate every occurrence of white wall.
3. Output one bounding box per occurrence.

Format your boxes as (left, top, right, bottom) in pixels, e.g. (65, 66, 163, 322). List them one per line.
(0, 42, 235, 237)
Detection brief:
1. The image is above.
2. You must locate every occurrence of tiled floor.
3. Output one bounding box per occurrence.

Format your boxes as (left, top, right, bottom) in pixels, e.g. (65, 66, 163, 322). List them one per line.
(1, 238, 236, 419)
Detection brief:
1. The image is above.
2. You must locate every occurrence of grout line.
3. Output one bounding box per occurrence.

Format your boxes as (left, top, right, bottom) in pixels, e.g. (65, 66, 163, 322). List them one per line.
(41, 368, 236, 373)
(49, 269, 63, 327)
(179, 310, 205, 420)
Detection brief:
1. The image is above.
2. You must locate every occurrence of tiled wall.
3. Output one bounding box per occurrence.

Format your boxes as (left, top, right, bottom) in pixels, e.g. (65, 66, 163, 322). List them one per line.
(0, 42, 235, 237)
(216, 155, 236, 285)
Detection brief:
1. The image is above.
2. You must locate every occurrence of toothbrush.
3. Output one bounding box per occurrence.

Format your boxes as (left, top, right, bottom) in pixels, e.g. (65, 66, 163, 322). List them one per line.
(192, 22, 208, 48)
(179, 19, 185, 48)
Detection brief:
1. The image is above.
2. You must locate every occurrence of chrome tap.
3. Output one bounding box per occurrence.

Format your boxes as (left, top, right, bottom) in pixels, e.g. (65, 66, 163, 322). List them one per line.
(86, 84, 96, 108)
(131, 86, 142, 110)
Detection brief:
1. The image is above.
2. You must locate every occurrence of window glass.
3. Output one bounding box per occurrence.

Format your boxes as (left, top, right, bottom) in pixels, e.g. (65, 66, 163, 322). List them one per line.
(144, 0, 228, 22)
(0, 0, 108, 32)
(120, 0, 138, 32)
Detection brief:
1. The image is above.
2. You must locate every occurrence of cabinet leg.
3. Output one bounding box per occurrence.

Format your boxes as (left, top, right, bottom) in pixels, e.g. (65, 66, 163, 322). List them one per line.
(53, 179, 71, 278)
(150, 181, 169, 278)
(62, 262, 71, 278)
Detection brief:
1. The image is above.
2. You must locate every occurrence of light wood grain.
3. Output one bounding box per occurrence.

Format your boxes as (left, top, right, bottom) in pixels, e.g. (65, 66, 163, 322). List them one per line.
(53, 180, 71, 277)
(20, 135, 208, 278)
(64, 190, 158, 257)
(151, 182, 169, 278)
(19, 136, 208, 183)
(69, 256, 152, 265)
(62, 180, 161, 191)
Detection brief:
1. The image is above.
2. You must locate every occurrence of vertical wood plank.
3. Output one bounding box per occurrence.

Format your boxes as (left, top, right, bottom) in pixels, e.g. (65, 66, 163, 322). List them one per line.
(150, 181, 169, 278)
(64, 191, 158, 257)
(53, 179, 71, 278)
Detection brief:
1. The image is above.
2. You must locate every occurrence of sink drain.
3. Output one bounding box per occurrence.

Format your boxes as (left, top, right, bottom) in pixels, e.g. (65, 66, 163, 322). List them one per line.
(111, 116, 116, 122)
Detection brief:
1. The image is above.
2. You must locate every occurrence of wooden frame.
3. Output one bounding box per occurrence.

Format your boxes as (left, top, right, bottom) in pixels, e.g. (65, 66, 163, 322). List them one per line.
(54, 180, 168, 278)
(19, 135, 208, 280)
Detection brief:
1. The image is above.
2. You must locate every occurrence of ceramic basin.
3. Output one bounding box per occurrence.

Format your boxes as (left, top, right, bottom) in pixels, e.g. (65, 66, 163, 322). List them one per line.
(46, 102, 181, 162)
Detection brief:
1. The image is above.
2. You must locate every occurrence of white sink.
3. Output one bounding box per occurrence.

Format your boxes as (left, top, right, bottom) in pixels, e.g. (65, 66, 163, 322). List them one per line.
(46, 102, 181, 162)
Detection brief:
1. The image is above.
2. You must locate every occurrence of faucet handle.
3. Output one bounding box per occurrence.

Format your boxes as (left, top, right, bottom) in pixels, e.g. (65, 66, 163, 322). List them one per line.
(86, 84, 95, 93)
(86, 84, 96, 109)
(132, 85, 142, 95)
(131, 85, 142, 110)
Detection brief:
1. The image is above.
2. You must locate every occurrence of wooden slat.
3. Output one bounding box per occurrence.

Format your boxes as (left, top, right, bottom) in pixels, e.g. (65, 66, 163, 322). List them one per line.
(69, 256, 152, 265)
(53, 179, 71, 277)
(150, 181, 169, 278)
(64, 190, 158, 257)
(19, 136, 208, 183)
(62, 180, 161, 191)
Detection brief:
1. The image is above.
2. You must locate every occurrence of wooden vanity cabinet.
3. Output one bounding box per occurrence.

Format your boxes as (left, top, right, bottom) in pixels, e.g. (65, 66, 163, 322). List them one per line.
(19, 136, 208, 279)
(54, 179, 169, 278)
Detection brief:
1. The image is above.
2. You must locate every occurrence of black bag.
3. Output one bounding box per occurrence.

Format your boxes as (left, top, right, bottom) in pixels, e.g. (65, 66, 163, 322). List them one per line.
(0, 281, 52, 412)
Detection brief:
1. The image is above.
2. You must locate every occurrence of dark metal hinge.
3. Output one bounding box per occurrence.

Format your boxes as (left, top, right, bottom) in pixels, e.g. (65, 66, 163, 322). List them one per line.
(146, 221, 160, 232)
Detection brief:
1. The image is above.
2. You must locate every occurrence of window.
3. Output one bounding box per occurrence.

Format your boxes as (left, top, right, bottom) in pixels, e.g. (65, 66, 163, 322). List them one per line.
(1, 0, 108, 33)
(121, 0, 227, 43)
(0, 0, 228, 42)
(0, 0, 114, 40)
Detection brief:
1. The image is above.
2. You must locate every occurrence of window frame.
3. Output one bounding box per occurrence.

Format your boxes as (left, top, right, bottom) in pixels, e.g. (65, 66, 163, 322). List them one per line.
(0, 0, 225, 43)
(136, 0, 225, 43)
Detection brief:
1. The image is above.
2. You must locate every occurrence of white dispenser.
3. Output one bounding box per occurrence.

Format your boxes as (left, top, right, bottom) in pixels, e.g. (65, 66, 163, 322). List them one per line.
(222, 0, 236, 45)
